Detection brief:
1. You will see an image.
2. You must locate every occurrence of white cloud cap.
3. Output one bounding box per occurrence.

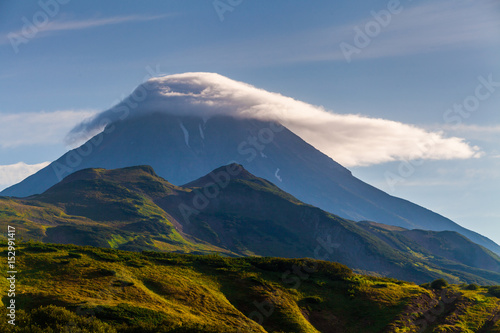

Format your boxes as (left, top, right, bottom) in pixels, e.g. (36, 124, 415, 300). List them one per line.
(68, 72, 482, 167)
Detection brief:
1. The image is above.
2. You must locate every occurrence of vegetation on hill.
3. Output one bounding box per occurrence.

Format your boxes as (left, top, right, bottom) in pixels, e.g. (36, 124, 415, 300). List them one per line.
(1, 242, 499, 332)
(1, 165, 500, 286)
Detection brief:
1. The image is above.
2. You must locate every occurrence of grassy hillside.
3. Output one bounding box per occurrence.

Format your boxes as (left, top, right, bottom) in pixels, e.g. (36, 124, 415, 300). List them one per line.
(1, 165, 500, 285)
(0, 166, 233, 255)
(357, 221, 500, 272)
(1, 242, 499, 332)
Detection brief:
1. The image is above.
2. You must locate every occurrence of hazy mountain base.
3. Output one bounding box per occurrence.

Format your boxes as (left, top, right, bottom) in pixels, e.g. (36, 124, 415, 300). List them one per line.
(1, 165, 500, 285)
(0, 242, 499, 333)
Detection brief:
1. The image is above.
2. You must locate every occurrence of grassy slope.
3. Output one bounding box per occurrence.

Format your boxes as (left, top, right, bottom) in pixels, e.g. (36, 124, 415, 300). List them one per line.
(0, 166, 232, 255)
(356, 222, 500, 284)
(0, 242, 499, 333)
(1, 165, 500, 285)
(357, 221, 500, 272)
(178, 172, 500, 285)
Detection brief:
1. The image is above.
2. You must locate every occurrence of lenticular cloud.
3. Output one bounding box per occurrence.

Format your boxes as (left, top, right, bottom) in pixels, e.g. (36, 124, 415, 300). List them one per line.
(67, 72, 481, 167)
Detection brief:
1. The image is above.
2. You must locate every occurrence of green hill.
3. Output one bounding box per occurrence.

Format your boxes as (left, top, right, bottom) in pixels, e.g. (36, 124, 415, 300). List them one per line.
(0, 242, 499, 332)
(1, 164, 500, 285)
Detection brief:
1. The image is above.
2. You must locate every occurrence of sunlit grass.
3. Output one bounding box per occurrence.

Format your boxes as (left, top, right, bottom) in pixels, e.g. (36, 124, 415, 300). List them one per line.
(1, 242, 497, 332)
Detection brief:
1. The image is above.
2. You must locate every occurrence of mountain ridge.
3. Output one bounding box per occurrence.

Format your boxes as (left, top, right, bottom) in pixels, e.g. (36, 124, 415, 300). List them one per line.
(2, 164, 500, 285)
(2, 113, 499, 256)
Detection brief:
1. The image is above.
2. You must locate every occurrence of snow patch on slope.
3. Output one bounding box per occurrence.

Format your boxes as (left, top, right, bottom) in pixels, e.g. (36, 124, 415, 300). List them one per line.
(179, 121, 190, 147)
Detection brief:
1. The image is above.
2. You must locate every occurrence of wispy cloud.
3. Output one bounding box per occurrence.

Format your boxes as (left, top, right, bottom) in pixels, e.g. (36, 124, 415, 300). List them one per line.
(1, 14, 171, 45)
(441, 124, 500, 134)
(436, 124, 500, 144)
(0, 161, 50, 191)
(0, 110, 97, 148)
(36, 14, 169, 33)
(68, 72, 482, 167)
(331, 0, 500, 61)
(178, 0, 500, 66)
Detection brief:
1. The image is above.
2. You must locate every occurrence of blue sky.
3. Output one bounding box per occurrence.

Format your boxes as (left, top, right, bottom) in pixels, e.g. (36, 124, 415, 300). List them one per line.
(1, 0, 499, 243)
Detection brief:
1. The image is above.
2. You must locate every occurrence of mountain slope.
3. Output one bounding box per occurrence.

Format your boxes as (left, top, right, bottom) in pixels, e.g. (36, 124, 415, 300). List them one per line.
(1, 242, 500, 332)
(2, 164, 500, 285)
(2, 113, 499, 257)
(358, 221, 500, 272)
(0, 165, 233, 254)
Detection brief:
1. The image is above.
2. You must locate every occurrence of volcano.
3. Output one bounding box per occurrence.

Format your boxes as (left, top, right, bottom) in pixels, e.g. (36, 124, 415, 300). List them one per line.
(2, 73, 499, 255)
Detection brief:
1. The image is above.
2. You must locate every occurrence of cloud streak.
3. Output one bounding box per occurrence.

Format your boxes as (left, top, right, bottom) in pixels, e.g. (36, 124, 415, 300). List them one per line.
(1, 14, 171, 45)
(0, 110, 97, 148)
(333, 0, 500, 61)
(68, 72, 481, 167)
(35, 15, 170, 33)
(432, 124, 500, 147)
(175, 0, 500, 66)
(0, 162, 50, 191)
